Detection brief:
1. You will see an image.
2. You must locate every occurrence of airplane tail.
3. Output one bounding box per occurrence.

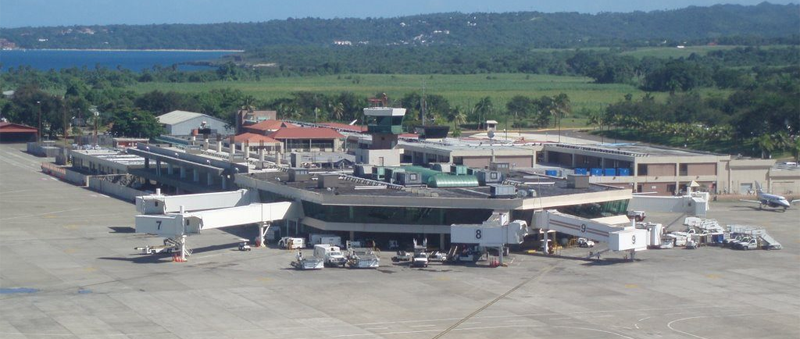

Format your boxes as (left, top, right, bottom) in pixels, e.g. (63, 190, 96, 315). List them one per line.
(755, 181, 763, 193)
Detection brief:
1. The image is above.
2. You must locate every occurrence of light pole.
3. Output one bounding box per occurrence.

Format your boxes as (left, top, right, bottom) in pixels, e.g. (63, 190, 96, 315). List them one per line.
(36, 101, 41, 143)
(93, 110, 99, 146)
(62, 105, 68, 147)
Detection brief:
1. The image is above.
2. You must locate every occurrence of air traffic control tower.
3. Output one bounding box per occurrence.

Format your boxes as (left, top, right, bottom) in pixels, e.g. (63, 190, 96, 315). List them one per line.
(355, 106, 406, 166)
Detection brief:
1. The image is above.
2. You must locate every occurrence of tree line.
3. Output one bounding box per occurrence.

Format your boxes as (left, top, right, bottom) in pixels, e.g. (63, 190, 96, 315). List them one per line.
(3, 45, 796, 96)
(593, 67, 800, 159)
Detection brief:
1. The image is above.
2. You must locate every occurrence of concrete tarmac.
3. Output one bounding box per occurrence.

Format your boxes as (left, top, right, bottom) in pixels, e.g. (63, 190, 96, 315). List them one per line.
(1, 143, 798, 339)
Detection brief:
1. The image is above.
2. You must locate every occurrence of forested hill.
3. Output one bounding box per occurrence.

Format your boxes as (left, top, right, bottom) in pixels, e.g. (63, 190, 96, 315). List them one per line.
(2, 2, 798, 50)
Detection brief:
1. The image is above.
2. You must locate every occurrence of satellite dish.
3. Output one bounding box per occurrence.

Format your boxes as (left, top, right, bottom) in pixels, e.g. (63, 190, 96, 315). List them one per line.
(488, 130, 495, 139)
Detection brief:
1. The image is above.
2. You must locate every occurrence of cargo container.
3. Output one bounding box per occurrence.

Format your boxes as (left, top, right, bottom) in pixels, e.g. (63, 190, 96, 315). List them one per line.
(451, 165, 469, 176)
(618, 168, 631, 176)
(489, 184, 516, 198)
(574, 168, 588, 175)
(545, 169, 558, 176)
(475, 170, 503, 185)
(396, 171, 422, 185)
(430, 163, 452, 173)
(590, 168, 603, 176)
(489, 162, 510, 174)
(603, 168, 616, 176)
(354, 164, 373, 179)
(384, 168, 403, 183)
(372, 167, 386, 181)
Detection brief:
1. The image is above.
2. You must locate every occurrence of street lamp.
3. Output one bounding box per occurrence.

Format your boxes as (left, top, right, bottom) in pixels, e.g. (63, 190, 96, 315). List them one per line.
(36, 101, 41, 143)
(93, 110, 99, 146)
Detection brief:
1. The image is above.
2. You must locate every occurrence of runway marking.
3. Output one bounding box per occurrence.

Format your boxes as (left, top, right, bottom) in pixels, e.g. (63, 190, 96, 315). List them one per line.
(0, 207, 86, 221)
(666, 316, 709, 339)
(63, 224, 79, 230)
(431, 265, 556, 339)
(637, 316, 651, 322)
(258, 277, 272, 283)
(551, 325, 635, 339)
(63, 248, 77, 254)
(624, 284, 639, 288)
(410, 324, 436, 328)
(705, 274, 721, 279)
(435, 276, 450, 281)
(83, 267, 97, 272)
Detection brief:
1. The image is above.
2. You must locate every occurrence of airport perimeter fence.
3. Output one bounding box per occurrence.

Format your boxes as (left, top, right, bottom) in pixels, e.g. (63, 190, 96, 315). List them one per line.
(64, 168, 89, 186)
(88, 174, 145, 203)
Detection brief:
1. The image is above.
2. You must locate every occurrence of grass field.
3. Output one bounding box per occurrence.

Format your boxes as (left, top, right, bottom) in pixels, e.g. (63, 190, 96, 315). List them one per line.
(130, 73, 680, 127)
(618, 45, 739, 59)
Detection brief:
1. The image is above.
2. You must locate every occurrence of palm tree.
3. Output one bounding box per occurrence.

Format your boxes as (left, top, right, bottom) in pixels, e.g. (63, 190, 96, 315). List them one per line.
(240, 95, 257, 112)
(790, 137, 800, 162)
(331, 102, 345, 122)
(453, 109, 466, 128)
(551, 93, 571, 142)
(473, 97, 493, 129)
(756, 134, 775, 159)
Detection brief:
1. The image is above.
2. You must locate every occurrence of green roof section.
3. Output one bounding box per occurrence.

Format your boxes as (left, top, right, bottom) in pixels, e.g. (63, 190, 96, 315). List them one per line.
(427, 175, 479, 188)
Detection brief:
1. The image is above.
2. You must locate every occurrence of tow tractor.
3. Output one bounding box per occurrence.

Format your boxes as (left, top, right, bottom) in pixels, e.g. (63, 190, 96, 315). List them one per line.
(410, 239, 429, 268)
(238, 239, 252, 251)
(135, 238, 187, 255)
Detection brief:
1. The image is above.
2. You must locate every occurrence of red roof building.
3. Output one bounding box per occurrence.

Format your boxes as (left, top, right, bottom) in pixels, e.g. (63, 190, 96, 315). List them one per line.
(268, 127, 345, 153)
(244, 120, 298, 135)
(0, 122, 38, 142)
(230, 133, 280, 144)
(227, 133, 282, 153)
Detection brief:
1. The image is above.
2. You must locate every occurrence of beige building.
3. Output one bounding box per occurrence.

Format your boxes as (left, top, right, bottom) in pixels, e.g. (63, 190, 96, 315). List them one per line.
(542, 144, 789, 196)
(399, 142, 540, 169)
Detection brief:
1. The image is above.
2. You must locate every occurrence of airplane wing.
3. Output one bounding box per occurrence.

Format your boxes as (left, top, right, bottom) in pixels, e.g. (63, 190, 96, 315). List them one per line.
(739, 199, 762, 204)
(791, 199, 800, 205)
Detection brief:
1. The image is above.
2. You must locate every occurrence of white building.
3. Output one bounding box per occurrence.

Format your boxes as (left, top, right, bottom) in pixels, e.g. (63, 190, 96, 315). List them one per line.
(157, 110, 233, 136)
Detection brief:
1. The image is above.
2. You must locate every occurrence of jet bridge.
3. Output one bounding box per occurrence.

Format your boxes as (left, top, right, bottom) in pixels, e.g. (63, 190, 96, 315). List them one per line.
(534, 210, 647, 259)
(450, 212, 529, 266)
(136, 188, 256, 215)
(134, 190, 297, 261)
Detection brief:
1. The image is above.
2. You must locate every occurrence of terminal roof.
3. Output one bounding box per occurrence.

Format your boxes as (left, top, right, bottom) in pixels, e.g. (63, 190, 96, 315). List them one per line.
(246, 169, 623, 200)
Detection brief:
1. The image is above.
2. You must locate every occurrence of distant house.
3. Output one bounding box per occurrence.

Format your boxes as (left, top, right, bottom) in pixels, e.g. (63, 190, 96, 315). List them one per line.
(243, 120, 298, 135)
(225, 133, 282, 153)
(157, 110, 233, 136)
(268, 127, 345, 153)
(236, 109, 277, 133)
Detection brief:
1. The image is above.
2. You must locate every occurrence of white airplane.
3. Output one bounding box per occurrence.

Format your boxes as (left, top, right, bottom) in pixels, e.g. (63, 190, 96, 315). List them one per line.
(740, 182, 799, 211)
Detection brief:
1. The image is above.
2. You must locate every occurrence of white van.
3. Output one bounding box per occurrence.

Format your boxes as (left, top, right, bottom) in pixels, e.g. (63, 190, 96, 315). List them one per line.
(278, 237, 305, 249)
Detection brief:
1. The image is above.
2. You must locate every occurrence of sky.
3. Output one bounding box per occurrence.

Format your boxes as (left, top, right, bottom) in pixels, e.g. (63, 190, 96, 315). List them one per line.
(1, 0, 797, 28)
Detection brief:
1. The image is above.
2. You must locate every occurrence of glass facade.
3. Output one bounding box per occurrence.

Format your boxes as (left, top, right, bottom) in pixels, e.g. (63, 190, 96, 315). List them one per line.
(512, 199, 631, 225)
(302, 201, 493, 226)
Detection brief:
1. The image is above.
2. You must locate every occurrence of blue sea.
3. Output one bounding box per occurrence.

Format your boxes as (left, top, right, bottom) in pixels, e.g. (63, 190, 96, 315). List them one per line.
(0, 49, 239, 72)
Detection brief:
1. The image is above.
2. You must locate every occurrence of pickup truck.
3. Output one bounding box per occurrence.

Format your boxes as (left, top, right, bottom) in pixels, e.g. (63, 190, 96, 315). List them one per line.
(410, 253, 429, 268)
(735, 238, 758, 250)
(391, 251, 412, 262)
(723, 235, 745, 248)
